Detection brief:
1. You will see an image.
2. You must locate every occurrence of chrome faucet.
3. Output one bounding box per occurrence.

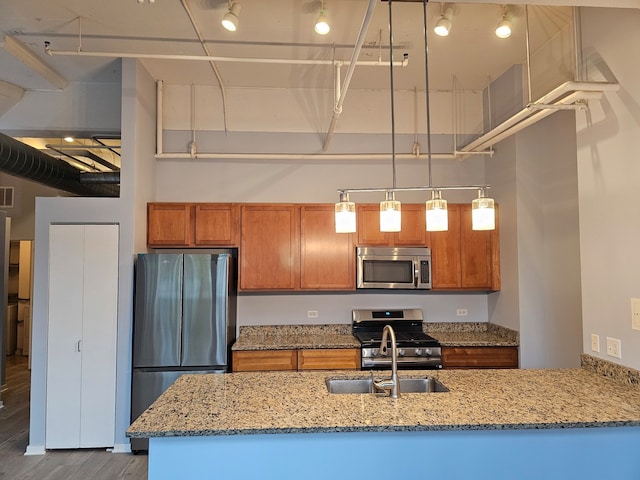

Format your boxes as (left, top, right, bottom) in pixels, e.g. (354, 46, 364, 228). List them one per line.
(373, 325, 400, 398)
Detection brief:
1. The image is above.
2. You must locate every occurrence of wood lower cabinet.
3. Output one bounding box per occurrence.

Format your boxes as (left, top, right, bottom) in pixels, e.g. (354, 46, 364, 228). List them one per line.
(297, 348, 360, 370)
(232, 350, 298, 372)
(232, 348, 360, 372)
(441, 346, 518, 369)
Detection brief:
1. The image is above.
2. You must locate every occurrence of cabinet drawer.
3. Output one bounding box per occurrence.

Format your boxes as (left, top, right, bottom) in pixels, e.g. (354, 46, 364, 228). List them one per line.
(232, 350, 297, 372)
(297, 348, 360, 370)
(442, 346, 518, 369)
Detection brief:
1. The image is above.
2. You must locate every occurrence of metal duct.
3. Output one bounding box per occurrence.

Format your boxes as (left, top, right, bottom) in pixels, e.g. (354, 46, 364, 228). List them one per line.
(0, 132, 119, 197)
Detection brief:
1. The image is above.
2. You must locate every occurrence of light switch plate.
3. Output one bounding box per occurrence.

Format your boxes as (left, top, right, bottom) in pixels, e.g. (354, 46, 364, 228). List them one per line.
(631, 298, 640, 331)
(591, 334, 600, 353)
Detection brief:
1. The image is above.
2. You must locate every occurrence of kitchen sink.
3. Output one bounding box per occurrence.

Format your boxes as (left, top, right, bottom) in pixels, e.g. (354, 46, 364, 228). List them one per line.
(326, 376, 448, 394)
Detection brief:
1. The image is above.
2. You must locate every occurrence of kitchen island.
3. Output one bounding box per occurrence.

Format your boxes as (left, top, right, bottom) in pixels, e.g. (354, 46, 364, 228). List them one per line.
(128, 356, 640, 479)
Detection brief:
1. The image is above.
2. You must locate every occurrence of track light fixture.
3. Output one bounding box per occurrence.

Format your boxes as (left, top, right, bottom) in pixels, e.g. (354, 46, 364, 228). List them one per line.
(495, 6, 513, 38)
(434, 7, 453, 37)
(222, 2, 241, 32)
(314, 2, 330, 35)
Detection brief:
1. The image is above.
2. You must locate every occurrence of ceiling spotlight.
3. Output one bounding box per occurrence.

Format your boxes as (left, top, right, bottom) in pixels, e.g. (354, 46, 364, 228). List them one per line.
(222, 2, 241, 32)
(434, 7, 453, 37)
(314, 3, 330, 35)
(64, 136, 74, 143)
(495, 7, 513, 38)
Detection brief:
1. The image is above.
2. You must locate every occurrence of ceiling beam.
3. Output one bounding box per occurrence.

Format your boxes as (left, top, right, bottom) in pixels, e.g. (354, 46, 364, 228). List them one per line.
(2, 35, 68, 90)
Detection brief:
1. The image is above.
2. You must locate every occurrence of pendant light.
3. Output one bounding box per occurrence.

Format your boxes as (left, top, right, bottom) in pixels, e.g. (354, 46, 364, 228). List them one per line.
(472, 188, 495, 230)
(334, 192, 356, 233)
(426, 190, 448, 231)
(380, 191, 401, 232)
(379, 0, 401, 233)
(422, 0, 449, 232)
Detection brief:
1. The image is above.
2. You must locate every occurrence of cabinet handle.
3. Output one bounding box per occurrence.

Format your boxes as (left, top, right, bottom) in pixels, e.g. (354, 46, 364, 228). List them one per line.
(76, 340, 82, 352)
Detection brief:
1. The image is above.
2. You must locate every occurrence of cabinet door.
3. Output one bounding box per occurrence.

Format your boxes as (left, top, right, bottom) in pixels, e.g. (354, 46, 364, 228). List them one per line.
(194, 204, 239, 246)
(356, 204, 389, 246)
(297, 349, 360, 370)
(300, 205, 355, 290)
(394, 204, 427, 246)
(147, 203, 193, 247)
(430, 205, 462, 289)
(232, 350, 297, 371)
(239, 205, 300, 291)
(460, 205, 492, 289)
(442, 346, 518, 369)
(46, 224, 118, 448)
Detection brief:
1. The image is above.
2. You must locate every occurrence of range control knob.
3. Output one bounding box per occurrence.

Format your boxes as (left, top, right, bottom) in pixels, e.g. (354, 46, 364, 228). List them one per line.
(425, 348, 432, 356)
(372, 348, 379, 356)
(415, 349, 423, 356)
(398, 348, 406, 357)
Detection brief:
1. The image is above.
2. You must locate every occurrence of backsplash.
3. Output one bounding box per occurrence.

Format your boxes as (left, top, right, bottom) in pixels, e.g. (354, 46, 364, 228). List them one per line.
(581, 354, 640, 386)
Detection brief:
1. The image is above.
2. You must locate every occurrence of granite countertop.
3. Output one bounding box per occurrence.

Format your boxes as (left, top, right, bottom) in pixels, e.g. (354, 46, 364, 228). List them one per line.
(127, 357, 640, 438)
(232, 323, 519, 351)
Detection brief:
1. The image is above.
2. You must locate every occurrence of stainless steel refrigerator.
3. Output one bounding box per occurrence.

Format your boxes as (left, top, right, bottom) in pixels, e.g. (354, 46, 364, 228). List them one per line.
(131, 252, 236, 451)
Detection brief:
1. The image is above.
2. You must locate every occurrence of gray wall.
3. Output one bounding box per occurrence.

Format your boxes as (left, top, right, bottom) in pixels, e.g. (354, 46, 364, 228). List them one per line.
(576, 7, 640, 369)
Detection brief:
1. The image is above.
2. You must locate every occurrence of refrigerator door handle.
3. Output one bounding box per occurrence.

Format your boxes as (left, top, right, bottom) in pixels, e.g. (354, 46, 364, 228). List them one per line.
(76, 339, 82, 352)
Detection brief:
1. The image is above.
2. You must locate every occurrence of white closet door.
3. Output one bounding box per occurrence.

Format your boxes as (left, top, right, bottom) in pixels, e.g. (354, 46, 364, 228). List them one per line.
(79, 224, 118, 447)
(45, 224, 119, 449)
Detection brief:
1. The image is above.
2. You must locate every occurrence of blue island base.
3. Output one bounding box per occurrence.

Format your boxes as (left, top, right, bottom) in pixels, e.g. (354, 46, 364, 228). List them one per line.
(149, 427, 640, 480)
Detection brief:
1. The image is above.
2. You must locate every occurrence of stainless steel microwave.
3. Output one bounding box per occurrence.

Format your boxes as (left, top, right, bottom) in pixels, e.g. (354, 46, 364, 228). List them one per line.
(356, 246, 432, 290)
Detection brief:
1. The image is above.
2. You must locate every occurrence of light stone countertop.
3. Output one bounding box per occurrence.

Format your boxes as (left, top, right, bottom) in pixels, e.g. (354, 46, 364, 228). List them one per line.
(127, 364, 640, 438)
(231, 323, 518, 351)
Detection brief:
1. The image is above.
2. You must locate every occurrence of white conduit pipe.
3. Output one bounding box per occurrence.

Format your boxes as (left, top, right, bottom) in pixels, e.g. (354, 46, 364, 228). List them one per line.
(459, 81, 619, 153)
(322, 0, 378, 152)
(462, 90, 605, 153)
(44, 46, 407, 68)
(180, 0, 229, 134)
(156, 80, 163, 155)
(155, 152, 456, 161)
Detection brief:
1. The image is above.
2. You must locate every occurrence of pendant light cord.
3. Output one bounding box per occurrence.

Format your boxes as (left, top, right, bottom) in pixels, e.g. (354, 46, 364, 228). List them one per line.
(422, 0, 433, 189)
(388, 0, 397, 190)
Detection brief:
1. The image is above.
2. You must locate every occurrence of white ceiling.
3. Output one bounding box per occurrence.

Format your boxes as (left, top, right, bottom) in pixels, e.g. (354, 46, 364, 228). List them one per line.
(0, 0, 587, 96)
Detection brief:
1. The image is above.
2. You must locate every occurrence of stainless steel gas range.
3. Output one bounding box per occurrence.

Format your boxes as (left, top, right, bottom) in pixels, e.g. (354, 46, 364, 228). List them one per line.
(352, 308, 442, 370)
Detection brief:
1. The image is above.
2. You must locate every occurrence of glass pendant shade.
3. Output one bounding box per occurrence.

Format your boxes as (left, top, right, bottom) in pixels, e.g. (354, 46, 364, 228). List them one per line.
(426, 191, 448, 232)
(334, 193, 356, 233)
(472, 191, 496, 230)
(380, 192, 401, 232)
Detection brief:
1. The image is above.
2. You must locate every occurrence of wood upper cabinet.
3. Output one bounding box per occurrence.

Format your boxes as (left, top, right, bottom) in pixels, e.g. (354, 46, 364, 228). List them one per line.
(194, 203, 239, 246)
(357, 204, 427, 246)
(431, 204, 500, 290)
(147, 203, 239, 248)
(299, 205, 355, 290)
(147, 203, 193, 247)
(239, 204, 300, 291)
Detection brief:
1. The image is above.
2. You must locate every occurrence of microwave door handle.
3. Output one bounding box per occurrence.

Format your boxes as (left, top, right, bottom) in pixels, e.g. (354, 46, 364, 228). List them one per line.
(414, 262, 419, 287)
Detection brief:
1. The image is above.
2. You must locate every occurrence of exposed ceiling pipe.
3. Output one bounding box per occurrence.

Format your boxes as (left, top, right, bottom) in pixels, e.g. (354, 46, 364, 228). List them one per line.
(180, 0, 229, 134)
(155, 152, 457, 161)
(0, 132, 119, 197)
(458, 81, 619, 154)
(322, 0, 378, 152)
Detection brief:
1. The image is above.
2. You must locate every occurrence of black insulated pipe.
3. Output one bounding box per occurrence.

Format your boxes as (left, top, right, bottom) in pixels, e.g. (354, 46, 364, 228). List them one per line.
(0, 132, 119, 197)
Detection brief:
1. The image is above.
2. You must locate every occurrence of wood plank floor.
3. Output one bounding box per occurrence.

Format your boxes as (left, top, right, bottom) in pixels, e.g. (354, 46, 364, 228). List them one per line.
(0, 355, 148, 480)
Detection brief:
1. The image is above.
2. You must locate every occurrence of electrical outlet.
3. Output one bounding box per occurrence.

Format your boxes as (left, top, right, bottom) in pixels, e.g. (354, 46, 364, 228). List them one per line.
(307, 310, 318, 318)
(631, 298, 640, 331)
(606, 337, 622, 359)
(591, 334, 600, 353)
(456, 309, 468, 317)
